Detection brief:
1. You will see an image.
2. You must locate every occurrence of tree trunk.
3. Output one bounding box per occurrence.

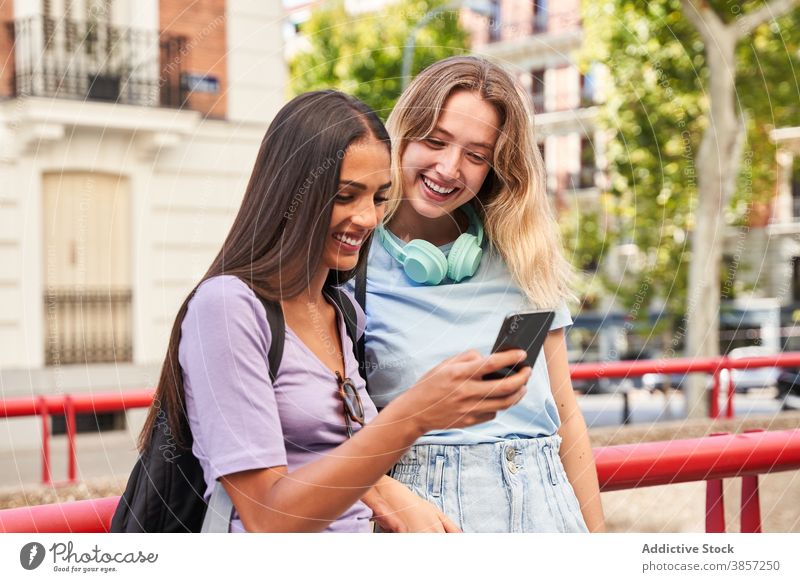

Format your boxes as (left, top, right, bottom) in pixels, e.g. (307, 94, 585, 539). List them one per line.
(685, 29, 743, 418)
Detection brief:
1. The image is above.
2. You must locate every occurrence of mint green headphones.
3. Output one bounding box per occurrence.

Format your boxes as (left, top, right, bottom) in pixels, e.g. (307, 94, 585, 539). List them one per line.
(378, 204, 484, 285)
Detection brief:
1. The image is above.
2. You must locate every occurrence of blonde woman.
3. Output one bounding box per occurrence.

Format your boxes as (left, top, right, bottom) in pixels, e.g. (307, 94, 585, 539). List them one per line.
(351, 56, 605, 532)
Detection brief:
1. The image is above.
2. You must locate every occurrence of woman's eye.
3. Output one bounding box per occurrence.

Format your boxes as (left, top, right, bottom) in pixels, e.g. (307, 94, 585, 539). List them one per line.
(468, 151, 490, 164)
(374, 195, 389, 205)
(424, 138, 446, 148)
(335, 193, 355, 203)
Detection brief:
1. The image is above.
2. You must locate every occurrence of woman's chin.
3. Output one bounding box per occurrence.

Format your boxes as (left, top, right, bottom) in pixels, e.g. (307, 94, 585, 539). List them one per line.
(326, 256, 360, 272)
(405, 180, 474, 217)
(407, 195, 454, 219)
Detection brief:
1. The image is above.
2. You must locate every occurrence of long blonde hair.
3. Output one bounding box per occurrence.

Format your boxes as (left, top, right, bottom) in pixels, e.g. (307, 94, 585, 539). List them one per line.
(386, 56, 575, 308)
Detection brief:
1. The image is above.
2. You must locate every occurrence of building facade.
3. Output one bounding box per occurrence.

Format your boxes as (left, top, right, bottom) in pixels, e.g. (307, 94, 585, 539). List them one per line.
(0, 0, 286, 449)
(468, 0, 605, 210)
(722, 127, 800, 353)
(464, 0, 614, 363)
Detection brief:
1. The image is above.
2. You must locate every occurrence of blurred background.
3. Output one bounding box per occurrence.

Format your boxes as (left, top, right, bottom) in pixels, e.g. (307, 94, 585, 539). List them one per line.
(0, 0, 799, 531)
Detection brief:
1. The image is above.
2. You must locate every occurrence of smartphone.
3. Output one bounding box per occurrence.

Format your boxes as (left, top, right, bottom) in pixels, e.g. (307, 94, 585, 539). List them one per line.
(483, 309, 555, 380)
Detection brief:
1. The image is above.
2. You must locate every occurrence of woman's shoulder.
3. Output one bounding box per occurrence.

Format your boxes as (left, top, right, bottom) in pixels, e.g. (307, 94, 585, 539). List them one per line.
(190, 275, 259, 308)
(184, 275, 272, 341)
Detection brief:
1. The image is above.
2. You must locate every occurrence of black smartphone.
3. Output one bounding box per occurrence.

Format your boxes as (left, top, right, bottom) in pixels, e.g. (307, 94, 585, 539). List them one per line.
(483, 309, 555, 380)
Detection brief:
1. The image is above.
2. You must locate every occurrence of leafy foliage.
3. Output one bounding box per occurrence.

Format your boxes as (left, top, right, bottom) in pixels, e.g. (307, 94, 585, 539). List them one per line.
(289, 0, 469, 118)
(581, 0, 800, 323)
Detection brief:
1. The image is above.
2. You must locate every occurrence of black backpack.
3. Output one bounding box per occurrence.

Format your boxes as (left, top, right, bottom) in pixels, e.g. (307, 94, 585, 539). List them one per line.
(110, 284, 361, 532)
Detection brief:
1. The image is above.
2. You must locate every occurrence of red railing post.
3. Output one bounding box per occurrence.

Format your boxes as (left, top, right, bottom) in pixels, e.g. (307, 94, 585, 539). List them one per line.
(65, 395, 77, 484)
(38, 396, 51, 485)
(725, 366, 736, 420)
(706, 479, 726, 532)
(740, 429, 765, 533)
(710, 369, 721, 419)
(705, 432, 729, 533)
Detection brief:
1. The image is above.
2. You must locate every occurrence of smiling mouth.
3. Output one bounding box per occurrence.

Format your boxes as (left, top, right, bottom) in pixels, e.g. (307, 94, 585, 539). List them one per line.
(421, 175, 459, 197)
(332, 232, 366, 249)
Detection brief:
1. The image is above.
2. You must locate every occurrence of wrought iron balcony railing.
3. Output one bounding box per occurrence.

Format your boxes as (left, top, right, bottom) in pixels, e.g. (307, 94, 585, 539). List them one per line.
(44, 287, 133, 365)
(6, 15, 186, 109)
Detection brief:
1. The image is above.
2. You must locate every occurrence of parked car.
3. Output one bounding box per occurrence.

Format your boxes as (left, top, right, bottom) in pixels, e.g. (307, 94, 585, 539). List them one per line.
(571, 351, 648, 395)
(572, 377, 636, 395)
(723, 346, 781, 393)
(642, 346, 781, 394)
(776, 367, 800, 410)
(642, 372, 690, 392)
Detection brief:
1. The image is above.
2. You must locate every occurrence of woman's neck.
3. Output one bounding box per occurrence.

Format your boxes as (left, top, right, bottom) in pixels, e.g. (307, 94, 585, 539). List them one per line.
(282, 266, 329, 310)
(389, 201, 468, 246)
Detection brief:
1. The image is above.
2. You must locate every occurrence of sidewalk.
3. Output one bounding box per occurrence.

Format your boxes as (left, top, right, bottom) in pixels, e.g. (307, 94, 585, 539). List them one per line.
(0, 431, 139, 491)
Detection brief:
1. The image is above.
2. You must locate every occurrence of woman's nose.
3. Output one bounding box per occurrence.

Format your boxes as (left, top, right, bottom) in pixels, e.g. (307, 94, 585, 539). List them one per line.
(435, 146, 462, 180)
(351, 200, 379, 229)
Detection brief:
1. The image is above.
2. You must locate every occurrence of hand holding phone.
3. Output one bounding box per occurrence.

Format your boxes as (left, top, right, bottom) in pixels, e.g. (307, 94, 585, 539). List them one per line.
(483, 309, 555, 380)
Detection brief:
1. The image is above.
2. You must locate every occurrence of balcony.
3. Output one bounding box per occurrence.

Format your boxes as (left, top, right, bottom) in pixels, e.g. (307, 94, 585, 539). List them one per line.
(568, 167, 597, 191)
(531, 93, 545, 113)
(44, 287, 133, 366)
(6, 16, 186, 109)
(478, 27, 583, 72)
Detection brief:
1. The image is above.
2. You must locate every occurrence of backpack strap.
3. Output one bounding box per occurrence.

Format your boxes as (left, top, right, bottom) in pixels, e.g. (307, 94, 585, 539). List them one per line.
(201, 481, 235, 533)
(200, 292, 284, 534)
(259, 298, 285, 384)
(353, 264, 367, 376)
(324, 285, 359, 349)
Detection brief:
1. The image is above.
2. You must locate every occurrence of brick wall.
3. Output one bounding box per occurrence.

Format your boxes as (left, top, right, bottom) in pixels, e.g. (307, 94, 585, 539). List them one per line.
(0, 0, 14, 98)
(160, 0, 227, 119)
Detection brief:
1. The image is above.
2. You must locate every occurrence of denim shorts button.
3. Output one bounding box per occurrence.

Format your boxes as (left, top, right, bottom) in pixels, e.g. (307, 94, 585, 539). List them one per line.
(505, 448, 516, 461)
(507, 460, 518, 473)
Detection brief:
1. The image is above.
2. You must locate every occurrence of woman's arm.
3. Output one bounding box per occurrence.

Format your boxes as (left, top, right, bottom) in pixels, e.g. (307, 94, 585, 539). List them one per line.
(222, 400, 423, 533)
(543, 328, 606, 532)
(362, 475, 461, 533)
(222, 349, 530, 533)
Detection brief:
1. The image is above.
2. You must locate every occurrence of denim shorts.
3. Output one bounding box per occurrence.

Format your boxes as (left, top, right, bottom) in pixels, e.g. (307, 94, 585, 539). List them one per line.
(388, 434, 588, 533)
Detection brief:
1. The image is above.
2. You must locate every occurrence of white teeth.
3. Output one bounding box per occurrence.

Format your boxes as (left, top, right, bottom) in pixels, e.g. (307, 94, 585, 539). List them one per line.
(333, 233, 363, 247)
(422, 176, 456, 195)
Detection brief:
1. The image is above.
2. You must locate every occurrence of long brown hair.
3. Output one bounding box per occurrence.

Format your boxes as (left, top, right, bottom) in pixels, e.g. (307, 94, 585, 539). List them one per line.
(138, 90, 390, 451)
(386, 56, 575, 308)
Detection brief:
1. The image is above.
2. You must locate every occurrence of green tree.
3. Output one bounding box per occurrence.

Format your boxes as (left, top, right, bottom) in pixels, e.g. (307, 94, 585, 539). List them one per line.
(581, 1, 800, 413)
(289, 0, 469, 118)
(580, 1, 705, 339)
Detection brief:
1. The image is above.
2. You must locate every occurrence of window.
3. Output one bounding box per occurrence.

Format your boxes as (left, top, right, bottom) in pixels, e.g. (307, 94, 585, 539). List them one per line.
(489, 0, 501, 42)
(43, 173, 133, 366)
(792, 160, 800, 219)
(532, 0, 548, 33)
(531, 68, 545, 112)
(42, 0, 54, 52)
(579, 137, 596, 189)
(580, 69, 596, 107)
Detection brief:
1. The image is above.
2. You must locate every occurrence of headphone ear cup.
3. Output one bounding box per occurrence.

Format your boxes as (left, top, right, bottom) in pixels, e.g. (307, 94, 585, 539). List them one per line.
(447, 234, 483, 282)
(403, 240, 448, 285)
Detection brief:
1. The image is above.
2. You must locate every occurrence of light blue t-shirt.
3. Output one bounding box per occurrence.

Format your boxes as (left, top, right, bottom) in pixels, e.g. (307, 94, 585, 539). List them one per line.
(347, 226, 573, 445)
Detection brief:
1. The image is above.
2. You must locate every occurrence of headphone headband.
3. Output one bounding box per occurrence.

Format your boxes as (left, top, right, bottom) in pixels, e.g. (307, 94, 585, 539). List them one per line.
(378, 204, 485, 285)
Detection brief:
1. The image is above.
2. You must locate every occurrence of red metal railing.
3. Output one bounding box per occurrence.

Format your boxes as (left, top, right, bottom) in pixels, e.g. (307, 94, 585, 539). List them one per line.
(593, 428, 800, 533)
(2, 353, 800, 486)
(570, 352, 800, 419)
(0, 390, 154, 484)
(2, 429, 798, 533)
(0, 496, 120, 533)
